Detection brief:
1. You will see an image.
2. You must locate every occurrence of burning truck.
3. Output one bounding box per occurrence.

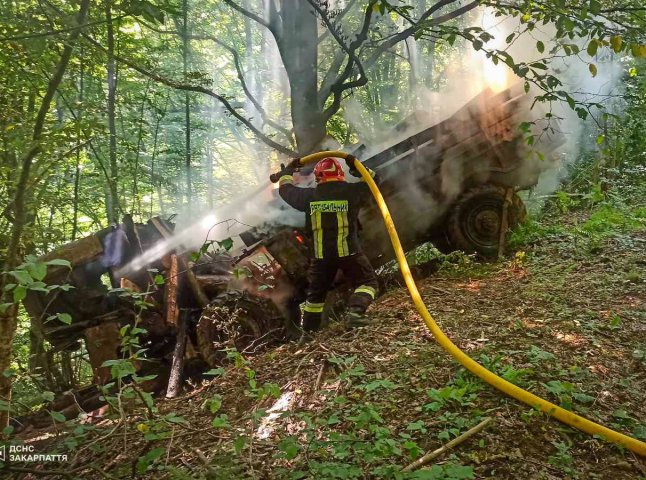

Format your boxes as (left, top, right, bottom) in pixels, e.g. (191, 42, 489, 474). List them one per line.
(22, 84, 563, 411)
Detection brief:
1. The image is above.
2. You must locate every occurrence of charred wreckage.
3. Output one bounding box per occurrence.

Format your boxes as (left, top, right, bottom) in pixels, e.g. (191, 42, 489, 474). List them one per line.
(21, 85, 564, 425)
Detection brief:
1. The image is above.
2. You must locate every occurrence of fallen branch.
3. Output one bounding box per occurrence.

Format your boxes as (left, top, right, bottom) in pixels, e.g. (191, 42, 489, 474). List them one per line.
(314, 361, 327, 391)
(2, 466, 78, 478)
(402, 417, 493, 472)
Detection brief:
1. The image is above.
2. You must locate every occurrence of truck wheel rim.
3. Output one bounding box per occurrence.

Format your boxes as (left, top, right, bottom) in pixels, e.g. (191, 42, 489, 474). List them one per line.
(464, 203, 501, 248)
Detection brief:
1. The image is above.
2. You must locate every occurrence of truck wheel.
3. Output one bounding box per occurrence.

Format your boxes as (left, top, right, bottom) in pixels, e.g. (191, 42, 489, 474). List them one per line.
(446, 185, 526, 257)
(196, 291, 285, 367)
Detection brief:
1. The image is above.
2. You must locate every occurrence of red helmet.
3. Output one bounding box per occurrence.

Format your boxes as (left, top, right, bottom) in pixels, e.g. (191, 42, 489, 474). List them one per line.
(313, 157, 345, 183)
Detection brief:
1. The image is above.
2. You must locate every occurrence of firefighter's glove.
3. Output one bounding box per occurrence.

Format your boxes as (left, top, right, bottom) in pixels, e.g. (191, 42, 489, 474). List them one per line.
(345, 155, 361, 178)
(270, 163, 295, 183)
(287, 157, 302, 170)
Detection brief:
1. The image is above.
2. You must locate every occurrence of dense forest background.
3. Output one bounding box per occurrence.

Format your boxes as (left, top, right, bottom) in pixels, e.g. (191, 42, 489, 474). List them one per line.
(0, 0, 645, 477)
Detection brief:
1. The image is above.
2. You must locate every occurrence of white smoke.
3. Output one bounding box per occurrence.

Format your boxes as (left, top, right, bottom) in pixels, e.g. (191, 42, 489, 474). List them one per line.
(345, 6, 626, 209)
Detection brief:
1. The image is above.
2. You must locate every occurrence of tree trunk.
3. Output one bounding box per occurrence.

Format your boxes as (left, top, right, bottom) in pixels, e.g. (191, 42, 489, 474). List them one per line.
(149, 93, 168, 217)
(182, 0, 192, 204)
(72, 47, 84, 241)
(131, 80, 151, 216)
(105, 0, 119, 224)
(277, 0, 326, 154)
(0, 0, 91, 429)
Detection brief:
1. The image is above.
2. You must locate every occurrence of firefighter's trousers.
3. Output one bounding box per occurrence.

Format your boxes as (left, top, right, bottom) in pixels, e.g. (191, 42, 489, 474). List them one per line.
(302, 253, 379, 332)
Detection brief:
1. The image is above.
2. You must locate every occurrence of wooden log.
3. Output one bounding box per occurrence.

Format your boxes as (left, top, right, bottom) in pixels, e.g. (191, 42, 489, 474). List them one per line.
(150, 218, 209, 307)
(39, 234, 103, 279)
(84, 321, 121, 385)
(165, 310, 188, 399)
(164, 254, 179, 327)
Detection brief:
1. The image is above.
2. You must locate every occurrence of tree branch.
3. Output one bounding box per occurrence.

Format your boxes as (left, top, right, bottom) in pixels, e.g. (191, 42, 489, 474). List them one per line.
(312, 0, 375, 121)
(139, 21, 293, 145)
(317, 0, 358, 44)
(0, 14, 129, 42)
(363, 0, 479, 71)
(221, 0, 273, 32)
(319, 50, 348, 100)
(81, 34, 296, 156)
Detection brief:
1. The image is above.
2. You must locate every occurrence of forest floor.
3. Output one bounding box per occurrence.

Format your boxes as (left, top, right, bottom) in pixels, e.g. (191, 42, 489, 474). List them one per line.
(10, 200, 646, 480)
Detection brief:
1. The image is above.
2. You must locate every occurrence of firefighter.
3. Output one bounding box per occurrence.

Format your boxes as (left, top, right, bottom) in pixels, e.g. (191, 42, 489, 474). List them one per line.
(272, 156, 380, 336)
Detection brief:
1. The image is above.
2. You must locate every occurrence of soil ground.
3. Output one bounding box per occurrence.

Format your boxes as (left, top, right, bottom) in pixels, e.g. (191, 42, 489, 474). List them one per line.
(8, 207, 646, 480)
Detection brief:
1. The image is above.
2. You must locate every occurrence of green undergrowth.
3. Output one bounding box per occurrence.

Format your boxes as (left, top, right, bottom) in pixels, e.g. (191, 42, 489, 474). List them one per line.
(509, 200, 645, 251)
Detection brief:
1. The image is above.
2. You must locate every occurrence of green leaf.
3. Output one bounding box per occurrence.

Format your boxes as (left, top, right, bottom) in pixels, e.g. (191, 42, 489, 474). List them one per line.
(57, 313, 72, 325)
(610, 35, 622, 53)
(13, 285, 27, 302)
(136, 447, 165, 474)
(217, 237, 234, 251)
(278, 437, 299, 459)
(154, 274, 165, 285)
(596, 134, 605, 145)
(573, 392, 594, 403)
(589, 63, 597, 77)
(589, 0, 601, 15)
(212, 414, 230, 428)
(587, 39, 598, 57)
(41, 391, 55, 401)
(165, 414, 188, 424)
(204, 368, 225, 377)
(612, 409, 631, 420)
(10, 270, 32, 285)
(28, 262, 47, 281)
(363, 379, 396, 392)
(233, 435, 247, 455)
(536, 41, 544, 53)
(46, 258, 71, 268)
(472, 40, 483, 51)
(50, 411, 66, 422)
(3, 425, 14, 436)
(208, 395, 223, 414)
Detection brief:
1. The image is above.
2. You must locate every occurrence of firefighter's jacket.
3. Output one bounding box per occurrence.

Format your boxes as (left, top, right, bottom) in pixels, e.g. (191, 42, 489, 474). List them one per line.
(278, 169, 379, 259)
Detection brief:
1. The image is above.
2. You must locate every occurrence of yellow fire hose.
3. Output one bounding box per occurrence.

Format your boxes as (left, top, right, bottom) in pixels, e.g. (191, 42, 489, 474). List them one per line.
(295, 150, 646, 457)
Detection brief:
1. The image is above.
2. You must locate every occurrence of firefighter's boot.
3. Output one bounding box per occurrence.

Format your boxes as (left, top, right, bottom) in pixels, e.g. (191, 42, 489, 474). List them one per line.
(297, 330, 315, 345)
(346, 310, 371, 328)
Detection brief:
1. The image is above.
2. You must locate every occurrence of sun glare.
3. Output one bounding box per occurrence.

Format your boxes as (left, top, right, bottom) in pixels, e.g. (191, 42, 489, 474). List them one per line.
(479, 8, 510, 93)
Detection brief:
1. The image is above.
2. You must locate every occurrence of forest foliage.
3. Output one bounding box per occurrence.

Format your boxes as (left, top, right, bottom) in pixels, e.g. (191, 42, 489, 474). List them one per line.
(0, 0, 645, 472)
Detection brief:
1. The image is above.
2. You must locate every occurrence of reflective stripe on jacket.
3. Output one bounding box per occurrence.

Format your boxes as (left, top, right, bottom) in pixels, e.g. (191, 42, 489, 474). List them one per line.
(278, 169, 379, 259)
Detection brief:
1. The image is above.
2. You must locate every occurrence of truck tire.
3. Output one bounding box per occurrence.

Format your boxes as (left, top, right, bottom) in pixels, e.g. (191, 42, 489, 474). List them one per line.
(196, 291, 285, 367)
(446, 184, 527, 257)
